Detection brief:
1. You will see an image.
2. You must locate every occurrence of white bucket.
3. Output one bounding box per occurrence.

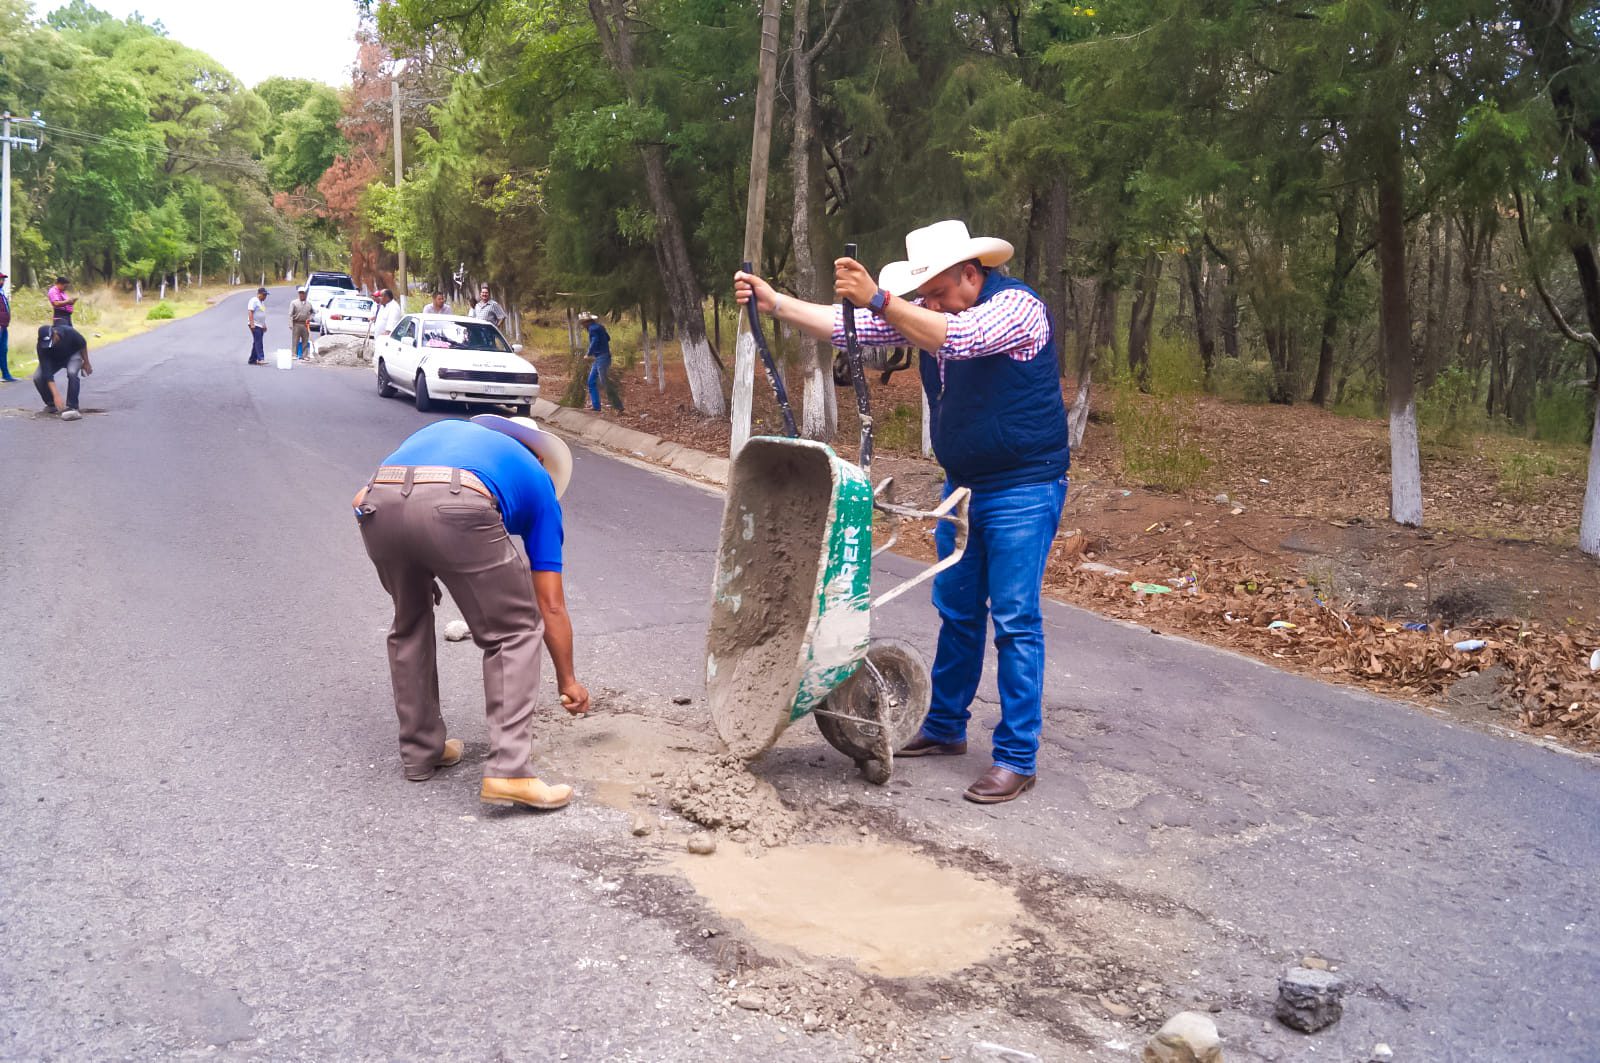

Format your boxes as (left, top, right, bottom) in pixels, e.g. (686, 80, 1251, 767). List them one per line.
(275, 349, 293, 370)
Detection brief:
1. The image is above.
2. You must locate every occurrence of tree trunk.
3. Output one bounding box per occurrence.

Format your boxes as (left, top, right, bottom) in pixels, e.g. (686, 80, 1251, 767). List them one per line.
(1043, 178, 1071, 353)
(1126, 253, 1160, 391)
(1376, 124, 1423, 527)
(589, 0, 724, 416)
(1218, 266, 1240, 359)
(1312, 199, 1355, 406)
(791, 0, 849, 440)
(1182, 247, 1215, 379)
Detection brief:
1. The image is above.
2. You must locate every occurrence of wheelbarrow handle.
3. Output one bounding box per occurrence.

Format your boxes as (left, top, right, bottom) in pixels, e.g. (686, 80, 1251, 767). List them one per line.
(742, 260, 798, 438)
(840, 242, 874, 481)
(870, 484, 972, 610)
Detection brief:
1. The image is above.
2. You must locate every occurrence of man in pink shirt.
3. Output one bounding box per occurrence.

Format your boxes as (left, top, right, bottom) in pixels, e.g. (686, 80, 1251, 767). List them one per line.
(47, 276, 74, 325)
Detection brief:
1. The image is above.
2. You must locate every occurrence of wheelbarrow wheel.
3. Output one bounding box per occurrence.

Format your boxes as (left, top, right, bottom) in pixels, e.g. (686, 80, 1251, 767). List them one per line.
(815, 638, 930, 785)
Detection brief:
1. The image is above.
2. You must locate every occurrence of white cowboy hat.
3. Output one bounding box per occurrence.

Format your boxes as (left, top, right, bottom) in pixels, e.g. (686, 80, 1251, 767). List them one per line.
(876, 220, 1014, 297)
(470, 414, 574, 499)
(576, 311, 596, 322)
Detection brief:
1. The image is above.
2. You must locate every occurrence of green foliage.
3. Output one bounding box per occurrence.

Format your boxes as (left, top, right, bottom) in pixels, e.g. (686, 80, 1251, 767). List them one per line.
(1209, 359, 1275, 405)
(1110, 385, 1212, 492)
(1533, 385, 1595, 445)
(874, 403, 924, 454)
(145, 300, 175, 319)
(1494, 448, 1567, 503)
(1419, 365, 1493, 446)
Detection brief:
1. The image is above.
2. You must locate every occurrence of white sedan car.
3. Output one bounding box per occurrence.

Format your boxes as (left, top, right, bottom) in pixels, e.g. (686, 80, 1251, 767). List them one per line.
(321, 294, 378, 336)
(374, 313, 539, 414)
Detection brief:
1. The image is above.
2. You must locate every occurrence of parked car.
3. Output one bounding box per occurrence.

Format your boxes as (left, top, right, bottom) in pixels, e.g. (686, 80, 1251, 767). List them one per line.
(305, 270, 358, 329)
(374, 313, 539, 414)
(321, 294, 379, 336)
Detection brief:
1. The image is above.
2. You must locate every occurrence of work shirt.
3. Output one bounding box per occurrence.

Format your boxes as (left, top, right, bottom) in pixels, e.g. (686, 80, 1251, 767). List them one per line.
(289, 299, 313, 325)
(831, 284, 1049, 390)
(38, 324, 87, 363)
(585, 320, 610, 357)
(382, 420, 564, 572)
(375, 299, 403, 336)
(247, 296, 267, 328)
(472, 299, 507, 328)
(47, 285, 74, 316)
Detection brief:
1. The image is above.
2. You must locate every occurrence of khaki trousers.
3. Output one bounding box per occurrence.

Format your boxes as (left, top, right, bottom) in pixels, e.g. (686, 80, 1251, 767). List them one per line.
(358, 475, 545, 778)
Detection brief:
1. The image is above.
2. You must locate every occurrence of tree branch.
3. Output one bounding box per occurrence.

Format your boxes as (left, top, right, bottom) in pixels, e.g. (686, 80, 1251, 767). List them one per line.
(1514, 188, 1600, 365)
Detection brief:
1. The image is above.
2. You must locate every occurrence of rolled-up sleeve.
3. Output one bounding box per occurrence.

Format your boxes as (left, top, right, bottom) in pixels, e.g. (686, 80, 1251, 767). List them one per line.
(936, 288, 1048, 361)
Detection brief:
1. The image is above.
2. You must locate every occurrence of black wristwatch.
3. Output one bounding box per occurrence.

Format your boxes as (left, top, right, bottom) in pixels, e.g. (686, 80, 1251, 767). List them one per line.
(867, 288, 891, 316)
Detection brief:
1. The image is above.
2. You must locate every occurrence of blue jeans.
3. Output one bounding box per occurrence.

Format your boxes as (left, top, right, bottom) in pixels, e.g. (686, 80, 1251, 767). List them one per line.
(919, 475, 1068, 776)
(587, 354, 611, 410)
(0, 327, 10, 380)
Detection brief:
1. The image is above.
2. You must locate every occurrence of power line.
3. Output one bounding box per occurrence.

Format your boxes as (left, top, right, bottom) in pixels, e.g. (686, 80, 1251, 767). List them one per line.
(40, 122, 263, 177)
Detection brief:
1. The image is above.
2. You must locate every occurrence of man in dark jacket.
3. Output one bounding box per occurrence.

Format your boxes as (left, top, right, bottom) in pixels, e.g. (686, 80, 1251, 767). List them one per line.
(579, 312, 623, 413)
(35, 323, 93, 420)
(735, 220, 1068, 804)
(0, 269, 13, 382)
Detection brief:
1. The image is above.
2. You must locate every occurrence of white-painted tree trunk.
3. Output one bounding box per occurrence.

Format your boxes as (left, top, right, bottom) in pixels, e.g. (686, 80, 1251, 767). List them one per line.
(682, 336, 723, 414)
(921, 386, 933, 457)
(1579, 393, 1600, 557)
(654, 327, 665, 393)
(1067, 377, 1092, 451)
(159, 279, 166, 301)
(1389, 400, 1424, 527)
(731, 329, 757, 454)
(801, 358, 829, 438)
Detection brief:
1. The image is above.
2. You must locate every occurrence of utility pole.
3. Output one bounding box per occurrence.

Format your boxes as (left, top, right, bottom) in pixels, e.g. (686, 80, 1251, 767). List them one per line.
(391, 59, 409, 309)
(197, 197, 202, 288)
(2, 111, 44, 304)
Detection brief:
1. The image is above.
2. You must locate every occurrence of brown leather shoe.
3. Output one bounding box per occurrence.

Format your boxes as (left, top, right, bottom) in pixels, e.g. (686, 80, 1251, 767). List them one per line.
(405, 738, 464, 781)
(480, 776, 573, 810)
(897, 734, 968, 758)
(962, 765, 1036, 804)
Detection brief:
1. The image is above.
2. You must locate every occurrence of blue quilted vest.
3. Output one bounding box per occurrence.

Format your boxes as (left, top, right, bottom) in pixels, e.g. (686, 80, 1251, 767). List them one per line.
(917, 270, 1071, 490)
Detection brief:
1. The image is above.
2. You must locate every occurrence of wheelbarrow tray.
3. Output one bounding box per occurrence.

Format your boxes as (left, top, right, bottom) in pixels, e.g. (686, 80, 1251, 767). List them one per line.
(707, 437, 874, 758)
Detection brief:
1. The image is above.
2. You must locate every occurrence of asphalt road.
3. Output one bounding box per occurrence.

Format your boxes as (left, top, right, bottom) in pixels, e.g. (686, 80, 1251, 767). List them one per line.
(2, 291, 1597, 1062)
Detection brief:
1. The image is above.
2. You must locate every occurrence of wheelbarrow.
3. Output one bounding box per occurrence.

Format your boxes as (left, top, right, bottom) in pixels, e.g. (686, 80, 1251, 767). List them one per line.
(705, 254, 970, 784)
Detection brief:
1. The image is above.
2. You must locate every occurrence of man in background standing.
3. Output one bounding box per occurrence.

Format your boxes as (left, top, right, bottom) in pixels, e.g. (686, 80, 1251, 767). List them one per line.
(426, 290, 452, 315)
(47, 276, 74, 325)
(472, 284, 507, 330)
(0, 269, 13, 382)
(373, 288, 403, 336)
(289, 286, 313, 359)
(580, 312, 623, 414)
(246, 286, 268, 365)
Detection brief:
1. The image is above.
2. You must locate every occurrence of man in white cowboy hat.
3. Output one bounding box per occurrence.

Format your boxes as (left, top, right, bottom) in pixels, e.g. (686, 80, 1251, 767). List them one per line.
(289, 286, 313, 359)
(353, 415, 591, 810)
(734, 219, 1070, 805)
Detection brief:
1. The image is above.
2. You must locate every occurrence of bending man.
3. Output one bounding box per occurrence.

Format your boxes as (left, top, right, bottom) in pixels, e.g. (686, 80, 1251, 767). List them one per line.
(354, 415, 591, 810)
(734, 220, 1069, 805)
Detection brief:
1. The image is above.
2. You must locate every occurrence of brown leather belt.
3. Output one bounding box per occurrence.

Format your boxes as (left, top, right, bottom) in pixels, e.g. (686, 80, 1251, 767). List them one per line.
(370, 465, 495, 505)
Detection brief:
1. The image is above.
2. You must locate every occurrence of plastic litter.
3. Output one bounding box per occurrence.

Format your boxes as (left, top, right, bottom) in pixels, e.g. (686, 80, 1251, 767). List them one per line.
(1130, 582, 1173, 595)
(1453, 639, 1486, 652)
(1403, 622, 1430, 631)
(1267, 620, 1296, 631)
(1590, 649, 1599, 671)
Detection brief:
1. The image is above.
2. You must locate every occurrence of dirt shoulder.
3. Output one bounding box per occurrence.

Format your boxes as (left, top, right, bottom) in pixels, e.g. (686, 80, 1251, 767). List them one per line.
(532, 350, 1600, 752)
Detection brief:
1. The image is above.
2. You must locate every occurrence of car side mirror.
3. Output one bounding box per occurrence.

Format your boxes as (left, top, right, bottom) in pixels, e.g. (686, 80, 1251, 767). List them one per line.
(513, 344, 524, 353)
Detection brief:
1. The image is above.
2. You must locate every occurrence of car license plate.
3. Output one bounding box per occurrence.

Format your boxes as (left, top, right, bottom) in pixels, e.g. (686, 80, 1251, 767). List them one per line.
(484, 384, 507, 394)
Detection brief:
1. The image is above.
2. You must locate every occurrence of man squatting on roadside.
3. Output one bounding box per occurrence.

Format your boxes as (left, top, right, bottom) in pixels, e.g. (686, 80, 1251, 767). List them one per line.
(353, 415, 592, 810)
(735, 219, 1070, 805)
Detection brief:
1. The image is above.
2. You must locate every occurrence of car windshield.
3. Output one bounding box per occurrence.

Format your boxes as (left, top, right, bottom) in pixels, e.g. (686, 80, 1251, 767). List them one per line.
(418, 320, 511, 352)
(312, 274, 356, 289)
(331, 297, 374, 312)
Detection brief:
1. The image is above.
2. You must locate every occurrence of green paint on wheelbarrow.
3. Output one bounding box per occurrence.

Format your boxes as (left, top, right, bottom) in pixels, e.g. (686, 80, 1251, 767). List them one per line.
(706, 436, 875, 758)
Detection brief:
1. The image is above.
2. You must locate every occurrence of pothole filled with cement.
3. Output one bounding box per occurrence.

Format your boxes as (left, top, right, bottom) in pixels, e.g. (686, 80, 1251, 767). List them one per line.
(671, 840, 1022, 977)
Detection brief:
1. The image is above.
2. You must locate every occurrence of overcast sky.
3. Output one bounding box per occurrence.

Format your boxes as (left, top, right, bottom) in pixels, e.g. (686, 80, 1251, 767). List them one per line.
(82, 1, 363, 89)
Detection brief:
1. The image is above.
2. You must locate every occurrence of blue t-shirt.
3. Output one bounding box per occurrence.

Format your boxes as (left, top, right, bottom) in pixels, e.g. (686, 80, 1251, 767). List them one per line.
(382, 420, 565, 572)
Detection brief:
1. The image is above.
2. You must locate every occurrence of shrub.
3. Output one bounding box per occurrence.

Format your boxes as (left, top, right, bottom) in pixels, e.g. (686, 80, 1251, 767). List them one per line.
(1532, 384, 1593, 445)
(874, 401, 924, 453)
(1209, 358, 1275, 404)
(1494, 449, 1565, 503)
(1111, 385, 1212, 491)
(145, 301, 176, 320)
(1418, 365, 1492, 445)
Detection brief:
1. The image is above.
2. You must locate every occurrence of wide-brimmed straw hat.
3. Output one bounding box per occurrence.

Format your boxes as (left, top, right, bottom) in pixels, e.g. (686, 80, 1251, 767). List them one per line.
(876, 220, 1014, 297)
(471, 414, 573, 499)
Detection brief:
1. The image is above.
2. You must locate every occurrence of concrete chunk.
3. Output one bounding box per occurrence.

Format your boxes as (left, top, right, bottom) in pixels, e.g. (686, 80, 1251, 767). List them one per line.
(1143, 1011, 1222, 1063)
(1275, 967, 1345, 1033)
